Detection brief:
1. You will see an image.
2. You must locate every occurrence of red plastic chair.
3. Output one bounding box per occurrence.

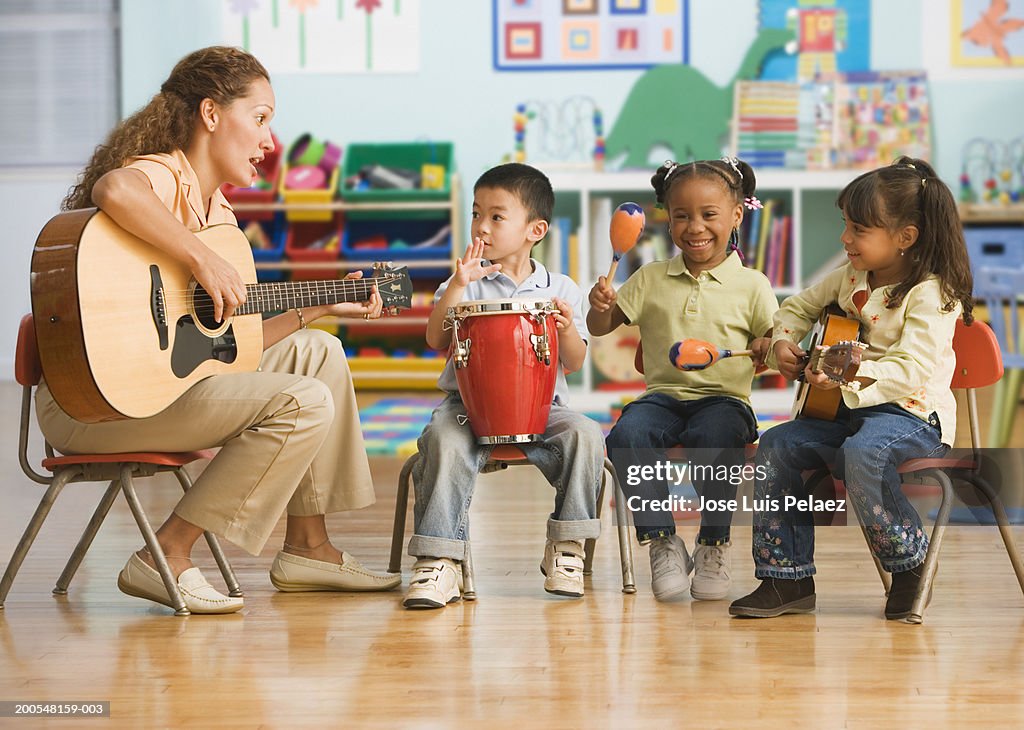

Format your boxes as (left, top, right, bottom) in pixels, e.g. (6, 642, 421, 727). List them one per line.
(811, 319, 1024, 623)
(389, 444, 637, 598)
(0, 314, 241, 616)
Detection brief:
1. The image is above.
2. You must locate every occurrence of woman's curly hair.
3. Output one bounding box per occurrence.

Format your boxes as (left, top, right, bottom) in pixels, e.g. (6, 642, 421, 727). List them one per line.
(63, 46, 269, 210)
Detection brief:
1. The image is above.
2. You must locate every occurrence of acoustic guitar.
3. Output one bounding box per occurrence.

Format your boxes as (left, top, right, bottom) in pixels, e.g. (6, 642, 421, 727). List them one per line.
(791, 307, 866, 421)
(31, 208, 413, 423)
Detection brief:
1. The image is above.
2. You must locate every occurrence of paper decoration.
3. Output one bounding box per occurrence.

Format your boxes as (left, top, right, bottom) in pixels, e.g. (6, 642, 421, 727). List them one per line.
(222, 0, 420, 73)
(731, 72, 932, 170)
(758, 0, 871, 82)
(953, 0, 1024, 67)
(493, 0, 688, 70)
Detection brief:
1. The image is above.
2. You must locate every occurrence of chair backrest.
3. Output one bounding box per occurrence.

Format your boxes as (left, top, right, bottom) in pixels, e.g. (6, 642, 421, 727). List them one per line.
(950, 318, 1004, 390)
(973, 267, 1024, 369)
(16, 314, 42, 387)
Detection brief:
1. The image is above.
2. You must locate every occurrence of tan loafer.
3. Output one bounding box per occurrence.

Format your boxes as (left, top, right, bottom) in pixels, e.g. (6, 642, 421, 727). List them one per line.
(269, 551, 401, 592)
(117, 553, 243, 614)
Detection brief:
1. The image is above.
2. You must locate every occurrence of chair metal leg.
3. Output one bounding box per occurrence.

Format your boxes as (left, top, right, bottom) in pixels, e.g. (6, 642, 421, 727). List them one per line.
(968, 473, 1024, 596)
(607, 459, 636, 594)
(462, 540, 476, 600)
(0, 469, 76, 608)
(119, 467, 189, 616)
(903, 468, 954, 624)
(389, 454, 419, 574)
(172, 468, 242, 597)
(54, 479, 121, 595)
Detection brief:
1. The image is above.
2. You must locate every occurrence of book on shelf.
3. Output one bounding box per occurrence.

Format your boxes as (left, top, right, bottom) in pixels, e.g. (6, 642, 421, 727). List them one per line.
(739, 197, 791, 287)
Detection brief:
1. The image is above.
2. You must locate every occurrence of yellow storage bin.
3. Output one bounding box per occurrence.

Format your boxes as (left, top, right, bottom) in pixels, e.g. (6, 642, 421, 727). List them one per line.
(279, 163, 340, 222)
(349, 356, 445, 390)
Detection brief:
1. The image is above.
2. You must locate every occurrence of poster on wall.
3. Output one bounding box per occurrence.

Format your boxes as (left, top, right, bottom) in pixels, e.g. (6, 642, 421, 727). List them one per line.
(493, 0, 689, 71)
(758, 0, 871, 82)
(222, 0, 420, 73)
(952, 0, 1024, 67)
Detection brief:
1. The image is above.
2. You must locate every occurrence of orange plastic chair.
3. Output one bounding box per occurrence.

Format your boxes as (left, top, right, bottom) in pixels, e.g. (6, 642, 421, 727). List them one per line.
(810, 319, 1024, 623)
(0, 314, 241, 616)
(389, 445, 637, 598)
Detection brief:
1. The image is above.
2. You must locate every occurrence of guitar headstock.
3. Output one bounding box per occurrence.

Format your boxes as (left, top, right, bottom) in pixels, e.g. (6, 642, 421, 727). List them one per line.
(809, 340, 867, 390)
(370, 262, 413, 314)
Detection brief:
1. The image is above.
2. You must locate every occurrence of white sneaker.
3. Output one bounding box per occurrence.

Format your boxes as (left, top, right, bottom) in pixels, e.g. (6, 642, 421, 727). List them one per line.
(649, 534, 693, 601)
(403, 558, 462, 609)
(539, 539, 585, 598)
(690, 542, 732, 601)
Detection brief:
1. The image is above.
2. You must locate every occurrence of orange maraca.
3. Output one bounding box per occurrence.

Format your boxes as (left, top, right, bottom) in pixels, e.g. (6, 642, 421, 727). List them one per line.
(669, 338, 754, 371)
(607, 202, 645, 281)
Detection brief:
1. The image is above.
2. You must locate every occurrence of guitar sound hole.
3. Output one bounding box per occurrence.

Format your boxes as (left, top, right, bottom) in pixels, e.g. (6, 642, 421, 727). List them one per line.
(191, 287, 222, 329)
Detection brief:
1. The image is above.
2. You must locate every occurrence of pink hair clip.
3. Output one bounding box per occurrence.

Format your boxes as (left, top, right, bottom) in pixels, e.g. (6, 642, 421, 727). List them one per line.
(744, 196, 763, 210)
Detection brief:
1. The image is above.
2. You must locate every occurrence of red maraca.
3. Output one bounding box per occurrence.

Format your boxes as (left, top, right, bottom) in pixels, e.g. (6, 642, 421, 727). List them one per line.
(669, 339, 754, 371)
(607, 202, 645, 281)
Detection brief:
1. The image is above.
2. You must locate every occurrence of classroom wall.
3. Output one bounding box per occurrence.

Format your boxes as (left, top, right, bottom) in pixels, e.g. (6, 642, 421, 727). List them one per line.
(2, 0, 1021, 375)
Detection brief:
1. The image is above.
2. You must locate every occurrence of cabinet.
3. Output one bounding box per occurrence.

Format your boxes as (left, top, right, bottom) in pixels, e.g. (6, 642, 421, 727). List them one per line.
(547, 169, 859, 400)
(231, 173, 462, 389)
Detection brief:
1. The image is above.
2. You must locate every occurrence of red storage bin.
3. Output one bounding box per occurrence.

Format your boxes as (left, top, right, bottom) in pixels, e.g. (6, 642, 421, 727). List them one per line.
(285, 215, 343, 281)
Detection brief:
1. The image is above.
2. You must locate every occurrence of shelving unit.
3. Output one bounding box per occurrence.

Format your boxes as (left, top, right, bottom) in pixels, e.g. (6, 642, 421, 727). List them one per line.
(232, 173, 462, 389)
(548, 168, 859, 399)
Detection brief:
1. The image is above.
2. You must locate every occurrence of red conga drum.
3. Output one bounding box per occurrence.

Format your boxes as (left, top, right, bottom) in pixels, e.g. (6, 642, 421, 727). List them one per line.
(447, 298, 559, 444)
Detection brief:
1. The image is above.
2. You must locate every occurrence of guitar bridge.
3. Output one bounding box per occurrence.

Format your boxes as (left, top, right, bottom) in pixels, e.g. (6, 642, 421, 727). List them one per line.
(149, 265, 169, 350)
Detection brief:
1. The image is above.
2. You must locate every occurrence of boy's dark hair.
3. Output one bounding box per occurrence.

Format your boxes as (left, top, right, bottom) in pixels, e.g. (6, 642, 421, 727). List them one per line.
(837, 156, 974, 324)
(474, 163, 554, 223)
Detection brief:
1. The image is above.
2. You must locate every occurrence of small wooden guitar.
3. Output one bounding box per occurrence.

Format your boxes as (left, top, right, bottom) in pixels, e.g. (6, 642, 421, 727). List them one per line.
(31, 208, 413, 423)
(791, 308, 866, 421)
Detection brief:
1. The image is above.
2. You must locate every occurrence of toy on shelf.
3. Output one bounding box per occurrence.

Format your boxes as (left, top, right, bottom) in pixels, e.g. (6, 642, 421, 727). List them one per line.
(960, 137, 1023, 206)
(511, 96, 605, 170)
(280, 132, 342, 222)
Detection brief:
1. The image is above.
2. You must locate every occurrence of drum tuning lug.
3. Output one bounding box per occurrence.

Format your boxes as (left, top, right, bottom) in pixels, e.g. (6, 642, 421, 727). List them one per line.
(530, 332, 551, 365)
(453, 337, 472, 369)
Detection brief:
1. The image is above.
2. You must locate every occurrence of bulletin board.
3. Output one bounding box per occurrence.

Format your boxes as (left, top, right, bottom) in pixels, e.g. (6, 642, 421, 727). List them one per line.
(492, 0, 689, 71)
(833, 72, 932, 168)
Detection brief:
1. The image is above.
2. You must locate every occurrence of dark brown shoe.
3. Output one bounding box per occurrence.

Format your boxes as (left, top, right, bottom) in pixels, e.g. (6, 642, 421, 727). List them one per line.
(885, 566, 933, 621)
(729, 577, 816, 618)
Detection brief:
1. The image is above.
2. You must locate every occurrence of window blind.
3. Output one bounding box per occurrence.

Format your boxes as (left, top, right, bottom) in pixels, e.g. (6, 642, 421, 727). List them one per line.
(0, 0, 120, 167)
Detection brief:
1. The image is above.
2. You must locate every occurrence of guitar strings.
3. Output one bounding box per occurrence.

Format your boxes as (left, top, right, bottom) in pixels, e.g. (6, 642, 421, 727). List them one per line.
(157, 277, 400, 316)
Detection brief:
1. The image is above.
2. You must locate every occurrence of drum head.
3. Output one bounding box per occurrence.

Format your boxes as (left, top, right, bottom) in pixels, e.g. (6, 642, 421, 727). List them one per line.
(451, 297, 554, 316)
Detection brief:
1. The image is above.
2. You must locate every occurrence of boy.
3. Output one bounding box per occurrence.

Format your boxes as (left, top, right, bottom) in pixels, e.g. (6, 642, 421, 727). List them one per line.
(403, 163, 605, 609)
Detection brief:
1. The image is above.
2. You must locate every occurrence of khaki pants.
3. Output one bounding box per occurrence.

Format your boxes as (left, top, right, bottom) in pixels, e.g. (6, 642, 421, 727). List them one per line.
(35, 330, 375, 555)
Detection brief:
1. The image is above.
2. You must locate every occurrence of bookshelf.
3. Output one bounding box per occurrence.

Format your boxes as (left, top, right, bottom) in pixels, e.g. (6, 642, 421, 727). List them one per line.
(231, 175, 462, 390)
(548, 168, 859, 396)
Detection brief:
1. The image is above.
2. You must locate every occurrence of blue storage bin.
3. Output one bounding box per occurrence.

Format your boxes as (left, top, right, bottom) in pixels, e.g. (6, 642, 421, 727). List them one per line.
(341, 218, 452, 277)
(964, 226, 1024, 282)
(240, 213, 287, 282)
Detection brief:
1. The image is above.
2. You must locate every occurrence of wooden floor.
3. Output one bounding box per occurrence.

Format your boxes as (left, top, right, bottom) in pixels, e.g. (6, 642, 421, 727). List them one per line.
(2, 382, 1024, 728)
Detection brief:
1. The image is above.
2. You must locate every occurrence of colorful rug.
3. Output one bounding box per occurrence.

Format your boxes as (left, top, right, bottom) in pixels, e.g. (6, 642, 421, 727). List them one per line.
(359, 396, 791, 457)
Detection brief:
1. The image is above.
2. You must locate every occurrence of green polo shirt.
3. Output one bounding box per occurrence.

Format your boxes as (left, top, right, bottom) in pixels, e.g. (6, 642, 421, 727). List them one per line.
(616, 251, 777, 404)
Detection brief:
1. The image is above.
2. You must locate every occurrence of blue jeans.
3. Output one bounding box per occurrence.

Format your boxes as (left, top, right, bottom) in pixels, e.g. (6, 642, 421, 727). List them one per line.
(606, 393, 758, 544)
(408, 394, 604, 561)
(752, 403, 948, 579)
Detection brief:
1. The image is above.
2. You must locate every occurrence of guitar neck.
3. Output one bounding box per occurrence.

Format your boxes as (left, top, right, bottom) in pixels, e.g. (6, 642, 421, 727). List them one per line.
(236, 278, 382, 316)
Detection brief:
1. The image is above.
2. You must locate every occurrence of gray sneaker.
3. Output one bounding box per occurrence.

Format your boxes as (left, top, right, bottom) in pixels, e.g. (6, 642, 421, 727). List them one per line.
(648, 534, 693, 601)
(690, 542, 732, 600)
